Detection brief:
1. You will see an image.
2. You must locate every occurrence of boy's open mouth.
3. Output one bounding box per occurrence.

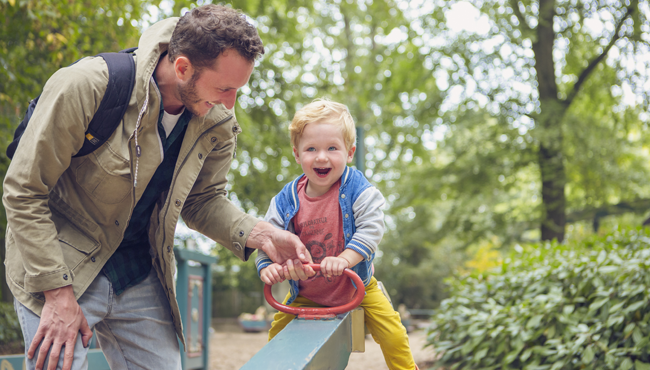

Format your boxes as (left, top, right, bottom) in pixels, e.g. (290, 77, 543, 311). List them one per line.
(314, 168, 331, 176)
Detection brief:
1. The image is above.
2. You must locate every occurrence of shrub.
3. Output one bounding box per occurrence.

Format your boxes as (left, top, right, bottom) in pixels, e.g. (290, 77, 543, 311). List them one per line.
(427, 228, 650, 370)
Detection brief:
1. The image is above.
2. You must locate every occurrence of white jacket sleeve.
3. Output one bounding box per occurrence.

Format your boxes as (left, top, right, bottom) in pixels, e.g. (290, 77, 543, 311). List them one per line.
(347, 186, 386, 260)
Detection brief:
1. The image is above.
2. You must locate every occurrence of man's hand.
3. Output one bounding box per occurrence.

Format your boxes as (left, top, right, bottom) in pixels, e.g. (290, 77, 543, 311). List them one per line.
(29, 285, 93, 370)
(282, 258, 315, 281)
(247, 221, 315, 280)
(260, 263, 285, 285)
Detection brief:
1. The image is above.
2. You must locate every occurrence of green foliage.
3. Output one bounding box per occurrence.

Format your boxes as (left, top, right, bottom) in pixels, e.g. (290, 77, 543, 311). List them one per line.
(428, 228, 650, 370)
(402, 0, 650, 241)
(0, 0, 157, 240)
(0, 301, 22, 345)
(376, 203, 465, 309)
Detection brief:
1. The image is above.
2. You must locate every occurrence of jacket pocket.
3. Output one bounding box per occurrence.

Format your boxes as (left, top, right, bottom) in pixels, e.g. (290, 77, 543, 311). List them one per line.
(54, 211, 100, 270)
(73, 147, 132, 204)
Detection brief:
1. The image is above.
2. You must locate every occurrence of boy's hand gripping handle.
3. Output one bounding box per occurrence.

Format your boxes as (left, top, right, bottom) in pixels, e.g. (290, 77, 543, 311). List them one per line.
(263, 263, 365, 319)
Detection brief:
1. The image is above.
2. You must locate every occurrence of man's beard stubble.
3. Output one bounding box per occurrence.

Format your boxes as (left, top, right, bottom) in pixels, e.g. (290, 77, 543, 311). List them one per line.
(178, 73, 203, 117)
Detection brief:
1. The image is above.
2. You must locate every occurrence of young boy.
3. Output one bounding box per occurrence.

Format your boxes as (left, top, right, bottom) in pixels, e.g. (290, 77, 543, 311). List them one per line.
(256, 99, 417, 370)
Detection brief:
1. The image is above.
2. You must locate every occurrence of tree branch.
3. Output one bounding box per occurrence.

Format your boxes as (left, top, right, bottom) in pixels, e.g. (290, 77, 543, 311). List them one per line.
(509, 0, 532, 32)
(565, 5, 635, 106)
(566, 198, 650, 224)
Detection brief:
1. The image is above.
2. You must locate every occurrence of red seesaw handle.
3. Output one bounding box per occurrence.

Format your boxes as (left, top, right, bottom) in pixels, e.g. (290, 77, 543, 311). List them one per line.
(264, 263, 365, 319)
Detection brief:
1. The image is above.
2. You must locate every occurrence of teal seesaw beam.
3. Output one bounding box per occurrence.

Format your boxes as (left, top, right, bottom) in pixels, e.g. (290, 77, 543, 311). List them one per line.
(241, 307, 365, 370)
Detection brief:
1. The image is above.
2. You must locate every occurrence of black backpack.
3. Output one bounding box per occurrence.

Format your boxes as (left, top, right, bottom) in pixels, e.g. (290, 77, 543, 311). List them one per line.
(6, 47, 137, 159)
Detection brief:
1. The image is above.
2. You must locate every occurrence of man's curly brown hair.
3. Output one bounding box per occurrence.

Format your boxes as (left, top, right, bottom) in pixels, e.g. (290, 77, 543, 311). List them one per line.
(168, 4, 264, 70)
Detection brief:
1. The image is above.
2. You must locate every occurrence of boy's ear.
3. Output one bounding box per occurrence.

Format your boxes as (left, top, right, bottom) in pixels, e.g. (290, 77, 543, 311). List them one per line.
(293, 147, 301, 164)
(347, 146, 356, 163)
(174, 56, 194, 82)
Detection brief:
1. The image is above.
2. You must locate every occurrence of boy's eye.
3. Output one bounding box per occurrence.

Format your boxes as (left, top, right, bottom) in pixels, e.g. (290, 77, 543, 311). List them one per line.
(328, 146, 337, 151)
(307, 147, 316, 152)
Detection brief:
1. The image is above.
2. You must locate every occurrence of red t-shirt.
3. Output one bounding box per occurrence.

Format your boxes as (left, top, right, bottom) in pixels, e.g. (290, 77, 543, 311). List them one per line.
(293, 176, 356, 306)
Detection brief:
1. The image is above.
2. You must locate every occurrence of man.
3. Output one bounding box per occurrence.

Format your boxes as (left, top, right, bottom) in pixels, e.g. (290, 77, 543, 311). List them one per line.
(3, 5, 313, 370)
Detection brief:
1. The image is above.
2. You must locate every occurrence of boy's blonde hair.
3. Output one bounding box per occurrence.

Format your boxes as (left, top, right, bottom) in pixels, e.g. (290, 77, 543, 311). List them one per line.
(289, 99, 356, 150)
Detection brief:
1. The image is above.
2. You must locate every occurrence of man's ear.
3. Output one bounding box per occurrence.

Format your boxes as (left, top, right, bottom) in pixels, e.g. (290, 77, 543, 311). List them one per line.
(174, 56, 194, 82)
(293, 147, 301, 164)
(347, 145, 356, 163)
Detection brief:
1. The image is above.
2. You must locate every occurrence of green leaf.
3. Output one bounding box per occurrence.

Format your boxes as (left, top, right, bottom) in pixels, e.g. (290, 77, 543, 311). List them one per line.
(633, 327, 644, 345)
(599, 266, 619, 274)
(624, 323, 636, 335)
(527, 315, 544, 329)
(621, 358, 634, 370)
(635, 360, 650, 370)
(475, 347, 488, 361)
(625, 301, 645, 313)
(609, 301, 626, 313)
(504, 349, 520, 365)
(589, 297, 609, 312)
(582, 345, 595, 364)
(607, 315, 624, 327)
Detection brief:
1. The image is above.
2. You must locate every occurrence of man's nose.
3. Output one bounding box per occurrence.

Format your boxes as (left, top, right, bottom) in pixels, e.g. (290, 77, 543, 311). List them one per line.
(223, 90, 238, 110)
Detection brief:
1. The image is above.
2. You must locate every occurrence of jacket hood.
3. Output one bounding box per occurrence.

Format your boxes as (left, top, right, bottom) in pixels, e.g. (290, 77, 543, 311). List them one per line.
(134, 17, 178, 105)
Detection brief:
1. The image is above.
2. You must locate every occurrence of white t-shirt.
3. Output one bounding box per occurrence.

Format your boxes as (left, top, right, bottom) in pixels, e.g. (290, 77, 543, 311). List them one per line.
(161, 108, 185, 138)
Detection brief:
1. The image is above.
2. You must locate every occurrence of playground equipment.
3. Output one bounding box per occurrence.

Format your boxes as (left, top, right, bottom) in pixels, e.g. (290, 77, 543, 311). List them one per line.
(174, 248, 217, 370)
(241, 264, 367, 370)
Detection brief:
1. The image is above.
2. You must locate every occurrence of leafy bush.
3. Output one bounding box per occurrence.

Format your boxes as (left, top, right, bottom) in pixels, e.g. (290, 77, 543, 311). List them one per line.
(0, 301, 22, 345)
(428, 228, 650, 370)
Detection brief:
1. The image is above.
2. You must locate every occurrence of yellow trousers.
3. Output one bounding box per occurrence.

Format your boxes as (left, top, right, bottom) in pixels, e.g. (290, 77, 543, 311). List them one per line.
(268, 277, 416, 370)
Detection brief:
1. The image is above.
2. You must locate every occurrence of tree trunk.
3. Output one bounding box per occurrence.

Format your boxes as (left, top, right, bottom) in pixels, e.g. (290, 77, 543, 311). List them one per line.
(533, 0, 567, 242)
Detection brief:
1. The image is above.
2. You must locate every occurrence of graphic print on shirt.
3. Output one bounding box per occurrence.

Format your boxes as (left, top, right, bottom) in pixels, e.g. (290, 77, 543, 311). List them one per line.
(305, 240, 327, 263)
(303, 222, 344, 283)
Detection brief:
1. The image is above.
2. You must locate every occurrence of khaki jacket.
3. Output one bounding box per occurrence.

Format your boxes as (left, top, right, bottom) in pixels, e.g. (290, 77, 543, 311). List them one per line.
(2, 18, 259, 344)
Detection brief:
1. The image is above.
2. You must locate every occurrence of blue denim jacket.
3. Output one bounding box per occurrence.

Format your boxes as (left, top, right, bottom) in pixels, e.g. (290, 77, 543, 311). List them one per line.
(256, 166, 386, 305)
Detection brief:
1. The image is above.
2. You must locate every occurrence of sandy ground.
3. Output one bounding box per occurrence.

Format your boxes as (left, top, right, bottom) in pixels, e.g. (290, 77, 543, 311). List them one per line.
(209, 318, 436, 370)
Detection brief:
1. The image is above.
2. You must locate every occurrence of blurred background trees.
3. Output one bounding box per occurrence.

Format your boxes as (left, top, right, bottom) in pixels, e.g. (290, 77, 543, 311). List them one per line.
(1, 0, 650, 311)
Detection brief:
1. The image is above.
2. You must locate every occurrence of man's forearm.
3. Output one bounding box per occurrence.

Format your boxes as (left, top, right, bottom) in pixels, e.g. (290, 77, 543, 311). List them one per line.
(246, 221, 311, 264)
(245, 221, 274, 250)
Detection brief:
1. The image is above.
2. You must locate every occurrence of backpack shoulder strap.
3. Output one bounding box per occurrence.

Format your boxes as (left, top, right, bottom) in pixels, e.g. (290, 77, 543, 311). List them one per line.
(74, 50, 136, 157)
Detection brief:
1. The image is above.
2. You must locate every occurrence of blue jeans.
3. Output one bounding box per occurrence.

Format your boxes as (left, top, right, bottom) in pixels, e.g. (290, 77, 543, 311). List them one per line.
(14, 269, 181, 370)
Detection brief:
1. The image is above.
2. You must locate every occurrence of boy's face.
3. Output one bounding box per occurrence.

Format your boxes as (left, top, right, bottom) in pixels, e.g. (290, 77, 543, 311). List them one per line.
(293, 120, 356, 197)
